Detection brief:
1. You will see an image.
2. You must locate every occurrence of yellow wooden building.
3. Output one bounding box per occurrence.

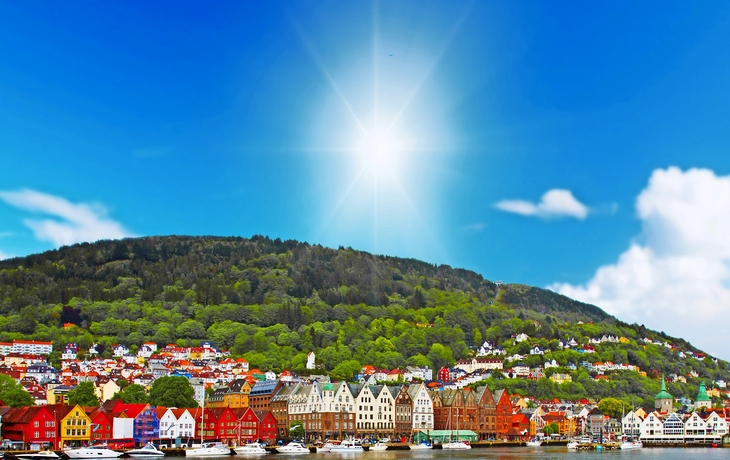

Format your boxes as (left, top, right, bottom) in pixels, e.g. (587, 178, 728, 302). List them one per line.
(207, 379, 251, 408)
(49, 404, 92, 447)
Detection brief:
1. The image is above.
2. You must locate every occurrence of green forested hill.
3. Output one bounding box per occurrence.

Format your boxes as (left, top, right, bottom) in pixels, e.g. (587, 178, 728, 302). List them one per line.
(0, 235, 726, 404)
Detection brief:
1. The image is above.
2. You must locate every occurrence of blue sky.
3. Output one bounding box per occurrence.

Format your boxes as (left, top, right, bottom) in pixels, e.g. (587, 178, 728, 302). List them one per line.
(3, 1, 730, 357)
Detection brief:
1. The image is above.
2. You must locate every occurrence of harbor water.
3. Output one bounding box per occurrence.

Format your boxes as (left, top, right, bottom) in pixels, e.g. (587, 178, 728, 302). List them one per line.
(178, 446, 727, 459)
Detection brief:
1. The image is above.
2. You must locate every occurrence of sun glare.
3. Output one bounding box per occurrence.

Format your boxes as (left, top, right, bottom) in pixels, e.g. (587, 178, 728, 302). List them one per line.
(357, 128, 405, 175)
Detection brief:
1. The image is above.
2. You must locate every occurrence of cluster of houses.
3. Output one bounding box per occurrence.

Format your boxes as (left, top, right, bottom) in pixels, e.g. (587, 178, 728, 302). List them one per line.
(1, 340, 730, 448)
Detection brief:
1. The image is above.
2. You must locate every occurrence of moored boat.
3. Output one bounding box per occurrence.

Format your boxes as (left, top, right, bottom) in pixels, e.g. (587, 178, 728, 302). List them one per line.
(408, 442, 432, 450)
(275, 442, 309, 454)
(233, 443, 268, 455)
(619, 440, 643, 450)
(326, 439, 362, 453)
(184, 442, 231, 457)
(126, 443, 165, 458)
(366, 442, 387, 451)
(14, 451, 59, 460)
(441, 441, 471, 450)
(64, 446, 123, 459)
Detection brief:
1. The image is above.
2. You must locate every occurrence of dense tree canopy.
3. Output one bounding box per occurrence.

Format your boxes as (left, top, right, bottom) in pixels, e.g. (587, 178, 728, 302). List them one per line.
(0, 374, 34, 407)
(0, 235, 725, 402)
(112, 383, 149, 404)
(68, 381, 100, 406)
(148, 376, 198, 408)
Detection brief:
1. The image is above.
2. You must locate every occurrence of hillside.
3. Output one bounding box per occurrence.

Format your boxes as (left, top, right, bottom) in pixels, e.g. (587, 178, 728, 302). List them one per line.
(0, 235, 727, 404)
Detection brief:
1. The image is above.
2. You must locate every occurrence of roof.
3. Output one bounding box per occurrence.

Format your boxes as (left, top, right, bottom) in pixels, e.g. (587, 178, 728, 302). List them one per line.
(696, 381, 711, 402)
(655, 378, 673, 400)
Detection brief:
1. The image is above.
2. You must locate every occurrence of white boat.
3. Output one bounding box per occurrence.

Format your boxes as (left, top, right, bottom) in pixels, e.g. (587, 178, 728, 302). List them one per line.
(408, 442, 432, 450)
(126, 443, 166, 458)
(441, 405, 470, 450)
(526, 439, 542, 447)
(441, 441, 471, 450)
(275, 442, 309, 454)
(185, 394, 230, 457)
(620, 441, 643, 450)
(367, 442, 387, 452)
(64, 446, 124, 459)
(566, 441, 579, 450)
(185, 442, 231, 457)
(233, 443, 268, 455)
(326, 440, 362, 453)
(14, 451, 59, 460)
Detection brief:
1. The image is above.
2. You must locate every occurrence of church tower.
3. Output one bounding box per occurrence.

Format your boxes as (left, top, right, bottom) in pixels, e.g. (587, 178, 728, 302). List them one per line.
(654, 377, 673, 413)
(695, 381, 712, 410)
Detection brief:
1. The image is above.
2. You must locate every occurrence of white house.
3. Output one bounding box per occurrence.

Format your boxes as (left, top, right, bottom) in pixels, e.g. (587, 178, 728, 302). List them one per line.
(703, 411, 728, 436)
(639, 411, 665, 439)
(306, 352, 316, 370)
(373, 385, 395, 433)
(61, 344, 79, 360)
(112, 344, 130, 357)
(514, 333, 530, 343)
(684, 412, 706, 436)
(622, 410, 643, 438)
(408, 383, 434, 431)
(137, 345, 155, 359)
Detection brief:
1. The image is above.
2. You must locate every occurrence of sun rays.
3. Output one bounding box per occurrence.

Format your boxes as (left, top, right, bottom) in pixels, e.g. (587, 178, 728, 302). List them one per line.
(290, 1, 469, 257)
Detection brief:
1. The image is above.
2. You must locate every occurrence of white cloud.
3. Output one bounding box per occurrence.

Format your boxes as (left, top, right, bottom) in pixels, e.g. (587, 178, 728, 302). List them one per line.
(550, 167, 730, 359)
(0, 189, 134, 247)
(0, 249, 12, 260)
(495, 189, 588, 219)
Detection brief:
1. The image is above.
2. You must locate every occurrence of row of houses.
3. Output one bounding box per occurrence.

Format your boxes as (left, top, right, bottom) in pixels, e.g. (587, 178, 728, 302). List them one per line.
(0, 399, 277, 449)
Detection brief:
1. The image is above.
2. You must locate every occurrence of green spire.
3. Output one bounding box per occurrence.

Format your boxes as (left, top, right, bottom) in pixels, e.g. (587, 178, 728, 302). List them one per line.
(696, 381, 711, 402)
(655, 376, 672, 400)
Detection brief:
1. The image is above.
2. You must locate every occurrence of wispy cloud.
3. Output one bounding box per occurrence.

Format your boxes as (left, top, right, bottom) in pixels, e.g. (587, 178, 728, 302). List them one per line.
(495, 189, 588, 220)
(0, 189, 134, 247)
(462, 222, 487, 234)
(0, 249, 12, 260)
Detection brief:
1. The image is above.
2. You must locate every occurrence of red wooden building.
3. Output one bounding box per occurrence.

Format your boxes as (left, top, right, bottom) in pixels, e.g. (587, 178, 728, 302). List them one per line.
(493, 389, 513, 439)
(86, 407, 113, 442)
(208, 407, 239, 445)
(234, 408, 276, 444)
(1, 406, 57, 448)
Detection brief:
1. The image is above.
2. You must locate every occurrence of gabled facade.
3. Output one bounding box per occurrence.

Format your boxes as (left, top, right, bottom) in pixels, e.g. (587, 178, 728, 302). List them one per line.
(393, 386, 411, 438)
(49, 404, 92, 448)
(2, 406, 57, 448)
(622, 410, 643, 439)
(475, 385, 496, 439)
(461, 388, 478, 433)
(207, 379, 251, 409)
(87, 407, 113, 442)
(270, 384, 292, 438)
(408, 383, 433, 433)
(208, 407, 238, 444)
(494, 389, 512, 437)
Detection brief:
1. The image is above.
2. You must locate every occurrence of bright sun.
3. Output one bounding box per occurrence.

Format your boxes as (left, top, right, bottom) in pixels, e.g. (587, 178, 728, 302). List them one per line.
(357, 128, 405, 175)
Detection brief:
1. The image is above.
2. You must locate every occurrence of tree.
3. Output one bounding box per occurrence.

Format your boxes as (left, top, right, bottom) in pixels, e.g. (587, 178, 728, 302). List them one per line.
(598, 397, 625, 419)
(0, 375, 34, 407)
(331, 359, 362, 381)
(68, 381, 100, 406)
(542, 422, 559, 435)
(148, 376, 198, 408)
(113, 384, 149, 404)
(289, 420, 305, 439)
(427, 343, 453, 370)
